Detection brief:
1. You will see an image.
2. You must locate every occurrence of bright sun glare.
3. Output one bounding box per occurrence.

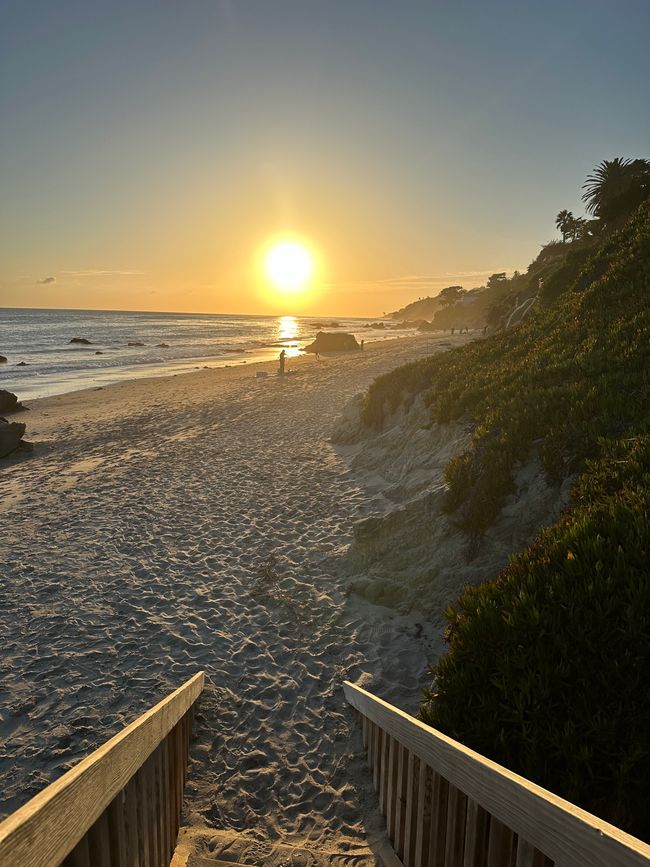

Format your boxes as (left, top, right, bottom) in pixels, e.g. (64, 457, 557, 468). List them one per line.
(264, 241, 313, 293)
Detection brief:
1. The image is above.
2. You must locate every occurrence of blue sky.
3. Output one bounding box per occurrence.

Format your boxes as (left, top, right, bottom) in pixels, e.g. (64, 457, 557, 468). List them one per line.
(1, 0, 649, 314)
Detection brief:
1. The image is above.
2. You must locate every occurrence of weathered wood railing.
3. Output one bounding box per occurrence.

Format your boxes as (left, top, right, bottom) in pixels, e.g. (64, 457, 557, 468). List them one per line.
(0, 671, 204, 867)
(344, 681, 650, 867)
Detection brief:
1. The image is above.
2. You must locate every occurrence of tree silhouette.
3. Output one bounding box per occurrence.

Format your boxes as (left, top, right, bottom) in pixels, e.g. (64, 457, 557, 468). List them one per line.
(582, 158, 650, 224)
(555, 209, 574, 242)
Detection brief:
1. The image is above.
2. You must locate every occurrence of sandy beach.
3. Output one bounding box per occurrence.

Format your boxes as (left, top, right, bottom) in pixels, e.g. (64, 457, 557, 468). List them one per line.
(1, 333, 476, 862)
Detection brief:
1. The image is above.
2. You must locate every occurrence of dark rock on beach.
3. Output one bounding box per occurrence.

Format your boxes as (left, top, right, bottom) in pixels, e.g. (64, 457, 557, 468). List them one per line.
(69, 337, 92, 345)
(0, 355, 7, 363)
(0, 390, 28, 413)
(0, 418, 32, 458)
(304, 331, 360, 354)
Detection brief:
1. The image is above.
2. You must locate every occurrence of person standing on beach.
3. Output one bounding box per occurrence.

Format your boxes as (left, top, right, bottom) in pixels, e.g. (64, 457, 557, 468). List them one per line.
(279, 349, 286, 375)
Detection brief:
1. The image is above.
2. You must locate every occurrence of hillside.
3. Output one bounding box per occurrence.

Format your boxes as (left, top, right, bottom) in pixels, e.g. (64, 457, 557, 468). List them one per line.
(358, 200, 650, 838)
(387, 295, 441, 322)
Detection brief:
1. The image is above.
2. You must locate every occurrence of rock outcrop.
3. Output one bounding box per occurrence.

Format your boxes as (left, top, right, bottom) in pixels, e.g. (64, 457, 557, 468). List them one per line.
(69, 337, 92, 345)
(0, 418, 33, 458)
(0, 390, 27, 413)
(0, 355, 7, 363)
(304, 331, 360, 353)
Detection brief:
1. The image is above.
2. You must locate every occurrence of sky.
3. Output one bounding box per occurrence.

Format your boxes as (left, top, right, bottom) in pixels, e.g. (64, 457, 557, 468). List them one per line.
(1, 0, 649, 316)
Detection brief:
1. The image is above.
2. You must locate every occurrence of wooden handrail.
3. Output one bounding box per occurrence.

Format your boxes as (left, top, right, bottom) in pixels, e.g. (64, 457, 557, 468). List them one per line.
(0, 671, 204, 867)
(344, 680, 650, 867)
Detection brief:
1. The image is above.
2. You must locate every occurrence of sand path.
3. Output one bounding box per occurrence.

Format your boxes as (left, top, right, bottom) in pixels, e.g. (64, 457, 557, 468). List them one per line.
(0, 334, 467, 860)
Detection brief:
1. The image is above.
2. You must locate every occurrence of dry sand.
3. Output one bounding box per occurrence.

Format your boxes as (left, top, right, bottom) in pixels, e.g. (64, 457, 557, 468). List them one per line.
(0, 334, 473, 863)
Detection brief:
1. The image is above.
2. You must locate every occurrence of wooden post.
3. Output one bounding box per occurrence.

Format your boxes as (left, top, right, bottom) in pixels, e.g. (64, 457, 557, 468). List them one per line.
(87, 810, 111, 867)
(463, 799, 489, 866)
(63, 834, 91, 867)
(515, 838, 551, 866)
(380, 732, 391, 816)
(385, 734, 399, 842)
(414, 761, 433, 867)
(393, 741, 408, 860)
(373, 726, 383, 793)
(443, 784, 467, 865)
(107, 790, 128, 867)
(429, 772, 449, 867)
(402, 752, 420, 867)
(487, 816, 515, 867)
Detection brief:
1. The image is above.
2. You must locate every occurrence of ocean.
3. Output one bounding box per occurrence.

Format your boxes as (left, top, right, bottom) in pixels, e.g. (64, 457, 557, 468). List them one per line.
(0, 308, 413, 400)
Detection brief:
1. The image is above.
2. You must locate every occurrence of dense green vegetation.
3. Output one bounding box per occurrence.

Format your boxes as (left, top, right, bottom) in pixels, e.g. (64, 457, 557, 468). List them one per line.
(362, 172, 650, 838)
(415, 158, 650, 332)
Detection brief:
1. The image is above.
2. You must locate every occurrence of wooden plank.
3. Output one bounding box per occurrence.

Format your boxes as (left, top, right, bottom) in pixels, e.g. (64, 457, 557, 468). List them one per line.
(343, 681, 650, 867)
(134, 768, 150, 867)
(428, 772, 449, 867)
(367, 720, 375, 770)
(124, 776, 140, 867)
(487, 816, 515, 867)
(143, 754, 160, 867)
(163, 738, 174, 862)
(443, 784, 467, 865)
(463, 799, 489, 867)
(394, 741, 408, 860)
(87, 810, 111, 867)
(414, 761, 433, 866)
(373, 726, 383, 793)
(402, 752, 420, 867)
(362, 714, 369, 750)
(173, 721, 183, 841)
(107, 790, 128, 867)
(155, 744, 169, 866)
(62, 833, 91, 867)
(0, 672, 204, 867)
(386, 734, 399, 842)
(515, 838, 550, 866)
(380, 731, 391, 816)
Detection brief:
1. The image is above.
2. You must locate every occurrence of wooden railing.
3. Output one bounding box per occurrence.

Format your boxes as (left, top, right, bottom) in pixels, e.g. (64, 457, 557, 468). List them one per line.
(344, 681, 650, 867)
(0, 671, 204, 867)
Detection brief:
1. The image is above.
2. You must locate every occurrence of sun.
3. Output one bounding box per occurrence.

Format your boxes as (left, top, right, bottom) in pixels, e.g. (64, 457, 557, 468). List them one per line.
(264, 241, 313, 293)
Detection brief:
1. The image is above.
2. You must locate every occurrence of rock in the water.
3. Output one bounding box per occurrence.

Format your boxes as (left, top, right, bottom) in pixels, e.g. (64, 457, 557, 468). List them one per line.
(304, 331, 360, 354)
(156, 342, 170, 348)
(0, 390, 27, 413)
(69, 337, 92, 345)
(16, 361, 28, 366)
(95, 351, 103, 355)
(0, 418, 28, 458)
(0, 355, 7, 363)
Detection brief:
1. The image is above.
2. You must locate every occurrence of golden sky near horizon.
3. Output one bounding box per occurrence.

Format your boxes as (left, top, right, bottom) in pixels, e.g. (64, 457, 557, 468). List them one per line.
(2, 3, 649, 317)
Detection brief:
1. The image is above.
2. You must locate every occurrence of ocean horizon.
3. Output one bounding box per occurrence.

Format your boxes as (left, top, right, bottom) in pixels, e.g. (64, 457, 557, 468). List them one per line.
(0, 306, 413, 400)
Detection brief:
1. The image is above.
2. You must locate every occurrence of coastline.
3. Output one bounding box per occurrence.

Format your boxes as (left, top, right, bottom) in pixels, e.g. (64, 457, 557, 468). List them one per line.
(1, 332, 469, 857)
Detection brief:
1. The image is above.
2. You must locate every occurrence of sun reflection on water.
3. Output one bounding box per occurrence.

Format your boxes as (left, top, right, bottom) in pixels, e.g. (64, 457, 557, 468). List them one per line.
(277, 316, 302, 357)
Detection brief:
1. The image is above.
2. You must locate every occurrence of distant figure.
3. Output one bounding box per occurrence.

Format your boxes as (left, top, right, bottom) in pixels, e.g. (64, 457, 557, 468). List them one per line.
(279, 349, 286, 376)
(360, 339, 365, 351)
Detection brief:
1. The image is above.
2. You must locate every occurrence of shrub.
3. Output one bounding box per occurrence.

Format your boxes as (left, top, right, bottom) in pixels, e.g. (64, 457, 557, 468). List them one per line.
(421, 435, 650, 838)
(363, 200, 650, 535)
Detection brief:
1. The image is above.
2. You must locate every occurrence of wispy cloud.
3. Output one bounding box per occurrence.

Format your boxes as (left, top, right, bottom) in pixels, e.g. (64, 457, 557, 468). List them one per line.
(36, 275, 56, 284)
(61, 269, 145, 278)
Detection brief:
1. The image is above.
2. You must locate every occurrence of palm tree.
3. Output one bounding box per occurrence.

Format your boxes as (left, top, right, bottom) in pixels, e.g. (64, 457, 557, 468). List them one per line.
(555, 209, 574, 242)
(582, 158, 650, 224)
